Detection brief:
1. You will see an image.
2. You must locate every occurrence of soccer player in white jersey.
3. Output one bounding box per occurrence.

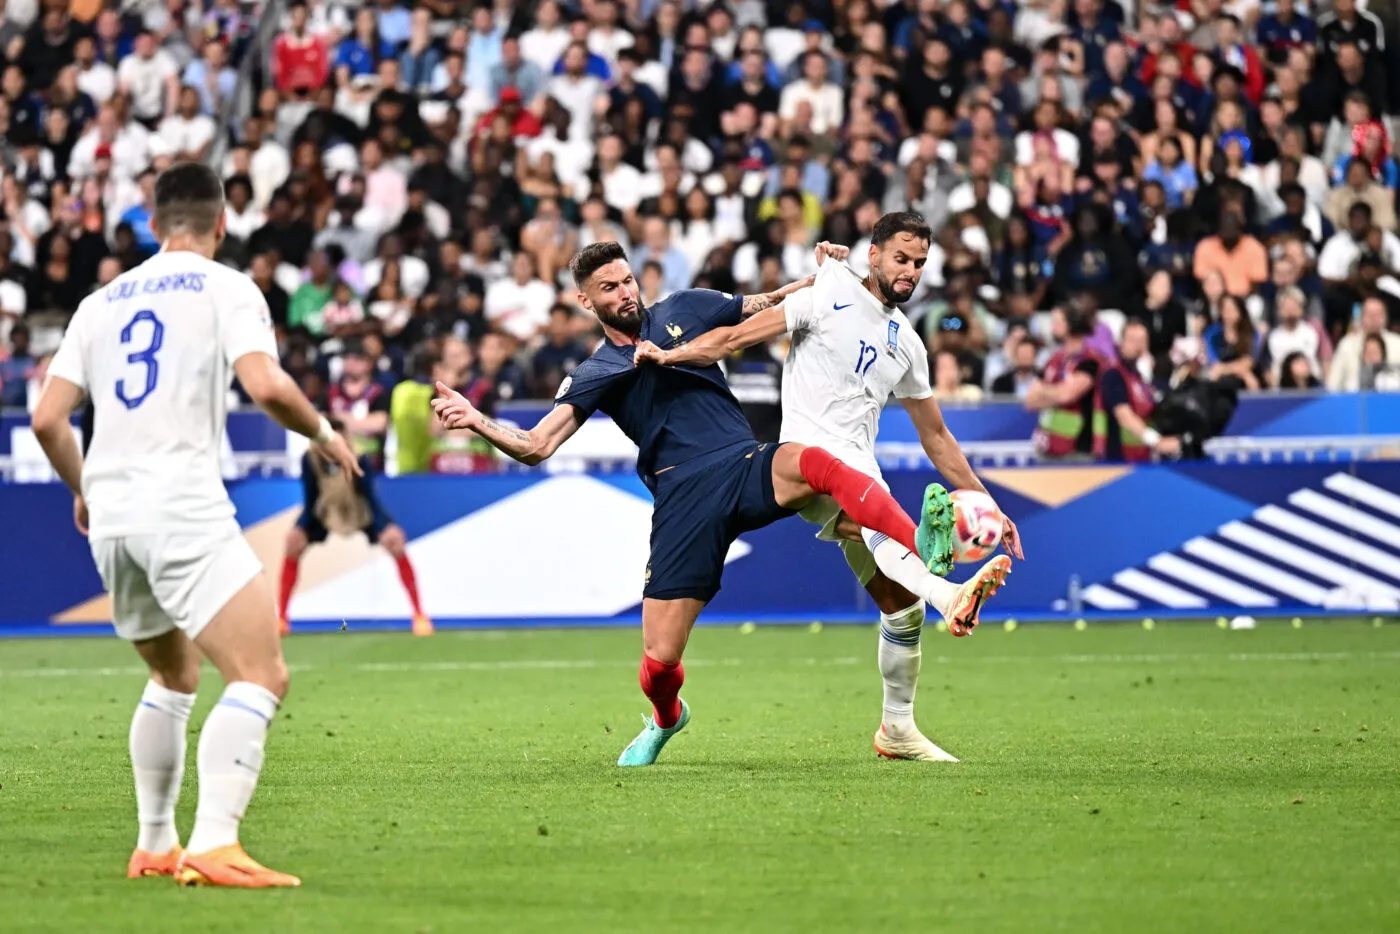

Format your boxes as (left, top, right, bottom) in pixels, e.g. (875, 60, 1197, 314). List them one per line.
(30, 162, 358, 888)
(636, 211, 1023, 762)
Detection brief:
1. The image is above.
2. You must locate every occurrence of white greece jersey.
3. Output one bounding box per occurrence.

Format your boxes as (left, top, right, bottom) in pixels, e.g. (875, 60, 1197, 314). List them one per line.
(48, 251, 278, 537)
(779, 259, 932, 477)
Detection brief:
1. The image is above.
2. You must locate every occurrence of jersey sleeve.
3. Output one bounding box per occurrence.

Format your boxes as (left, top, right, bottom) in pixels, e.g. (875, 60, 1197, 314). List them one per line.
(219, 273, 280, 367)
(47, 302, 91, 391)
(551, 359, 615, 420)
(783, 286, 817, 334)
(689, 289, 744, 330)
(894, 336, 934, 400)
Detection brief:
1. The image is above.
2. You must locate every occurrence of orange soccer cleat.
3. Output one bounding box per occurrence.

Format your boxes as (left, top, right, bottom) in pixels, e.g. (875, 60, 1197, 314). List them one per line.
(945, 555, 1012, 637)
(411, 614, 435, 637)
(174, 844, 301, 888)
(127, 845, 183, 878)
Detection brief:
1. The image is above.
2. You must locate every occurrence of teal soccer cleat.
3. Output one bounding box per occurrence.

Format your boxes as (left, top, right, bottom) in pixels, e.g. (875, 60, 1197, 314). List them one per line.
(617, 699, 691, 767)
(915, 483, 956, 577)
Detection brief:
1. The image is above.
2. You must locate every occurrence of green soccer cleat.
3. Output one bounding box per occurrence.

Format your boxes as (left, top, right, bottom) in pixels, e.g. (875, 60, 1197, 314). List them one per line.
(617, 699, 691, 767)
(915, 483, 956, 577)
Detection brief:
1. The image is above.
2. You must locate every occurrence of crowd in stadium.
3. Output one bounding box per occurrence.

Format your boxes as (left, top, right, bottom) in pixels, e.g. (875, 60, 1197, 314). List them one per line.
(1, 0, 1399, 469)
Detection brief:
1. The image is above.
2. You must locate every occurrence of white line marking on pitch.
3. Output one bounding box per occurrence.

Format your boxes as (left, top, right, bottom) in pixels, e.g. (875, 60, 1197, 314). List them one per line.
(2, 651, 1398, 678)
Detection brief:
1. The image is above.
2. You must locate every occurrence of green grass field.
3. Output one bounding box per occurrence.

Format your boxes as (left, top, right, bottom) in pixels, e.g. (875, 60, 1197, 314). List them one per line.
(2, 621, 1397, 933)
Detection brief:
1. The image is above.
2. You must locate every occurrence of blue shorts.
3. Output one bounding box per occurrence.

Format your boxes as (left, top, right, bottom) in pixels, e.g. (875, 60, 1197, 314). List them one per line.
(645, 441, 794, 603)
(296, 510, 388, 545)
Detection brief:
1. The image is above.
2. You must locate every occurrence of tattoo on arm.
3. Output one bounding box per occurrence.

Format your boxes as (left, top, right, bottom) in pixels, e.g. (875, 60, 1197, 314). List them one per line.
(742, 293, 775, 316)
(477, 416, 530, 443)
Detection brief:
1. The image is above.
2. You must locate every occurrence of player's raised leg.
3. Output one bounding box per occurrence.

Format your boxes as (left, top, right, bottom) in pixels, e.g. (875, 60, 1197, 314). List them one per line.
(771, 444, 956, 575)
(126, 628, 200, 877)
(176, 573, 300, 888)
(617, 597, 703, 766)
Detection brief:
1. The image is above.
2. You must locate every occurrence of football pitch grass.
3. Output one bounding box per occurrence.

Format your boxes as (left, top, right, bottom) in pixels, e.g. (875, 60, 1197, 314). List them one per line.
(2, 621, 1397, 934)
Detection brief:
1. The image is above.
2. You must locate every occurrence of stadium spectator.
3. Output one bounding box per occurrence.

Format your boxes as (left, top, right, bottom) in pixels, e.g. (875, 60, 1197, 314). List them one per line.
(1328, 297, 1400, 391)
(0, 320, 34, 408)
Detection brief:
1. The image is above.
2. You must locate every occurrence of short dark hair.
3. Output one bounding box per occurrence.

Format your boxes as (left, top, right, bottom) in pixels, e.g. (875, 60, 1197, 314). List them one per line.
(570, 241, 627, 287)
(872, 211, 932, 246)
(153, 161, 224, 236)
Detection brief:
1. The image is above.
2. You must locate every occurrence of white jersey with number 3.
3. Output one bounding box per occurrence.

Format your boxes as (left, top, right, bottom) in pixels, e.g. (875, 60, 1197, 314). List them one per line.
(47, 251, 279, 537)
(779, 259, 932, 476)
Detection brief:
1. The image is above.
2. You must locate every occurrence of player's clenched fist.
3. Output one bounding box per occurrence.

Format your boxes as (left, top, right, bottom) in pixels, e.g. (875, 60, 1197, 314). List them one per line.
(632, 340, 670, 367)
(814, 241, 850, 265)
(432, 380, 480, 430)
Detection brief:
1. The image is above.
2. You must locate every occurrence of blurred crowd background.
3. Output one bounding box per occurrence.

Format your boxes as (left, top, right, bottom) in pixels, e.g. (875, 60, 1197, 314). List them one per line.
(1, 0, 1399, 472)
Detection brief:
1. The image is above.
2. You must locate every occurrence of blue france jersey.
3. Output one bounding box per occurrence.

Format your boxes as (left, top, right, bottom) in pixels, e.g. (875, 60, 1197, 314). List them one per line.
(554, 289, 755, 489)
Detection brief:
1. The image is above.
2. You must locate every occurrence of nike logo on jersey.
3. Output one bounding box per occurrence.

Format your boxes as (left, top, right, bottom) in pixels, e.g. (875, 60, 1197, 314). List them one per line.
(859, 481, 876, 503)
(833, 303, 853, 311)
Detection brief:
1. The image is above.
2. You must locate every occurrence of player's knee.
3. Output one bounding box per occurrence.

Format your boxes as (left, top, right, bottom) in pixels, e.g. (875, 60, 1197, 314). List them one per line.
(247, 655, 291, 701)
(642, 635, 685, 666)
(150, 659, 200, 695)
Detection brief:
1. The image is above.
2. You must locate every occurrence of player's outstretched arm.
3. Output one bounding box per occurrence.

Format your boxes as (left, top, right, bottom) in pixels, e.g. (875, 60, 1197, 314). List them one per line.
(432, 381, 581, 466)
(31, 374, 87, 498)
(234, 352, 362, 477)
(902, 395, 1025, 560)
(739, 242, 847, 317)
(635, 305, 791, 368)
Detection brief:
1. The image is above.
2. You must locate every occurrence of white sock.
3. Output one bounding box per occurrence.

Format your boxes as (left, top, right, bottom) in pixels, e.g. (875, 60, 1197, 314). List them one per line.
(130, 681, 196, 853)
(862, 528, 960, 617)
(878, 599, 925, 729)
(186, 682, 279, 855)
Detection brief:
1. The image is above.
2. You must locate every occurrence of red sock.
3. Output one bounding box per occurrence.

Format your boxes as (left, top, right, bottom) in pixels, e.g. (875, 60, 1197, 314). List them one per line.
(639, 653, 684, 728)
(394, 554, 425, 617)
(277, 556, 299, 620)
(798, 446, 919, 555)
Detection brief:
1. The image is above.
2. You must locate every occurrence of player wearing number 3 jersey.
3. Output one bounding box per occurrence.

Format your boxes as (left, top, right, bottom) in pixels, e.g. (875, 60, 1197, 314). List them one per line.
(33, 162, 359, 888)
(635, 212, 1025, 762)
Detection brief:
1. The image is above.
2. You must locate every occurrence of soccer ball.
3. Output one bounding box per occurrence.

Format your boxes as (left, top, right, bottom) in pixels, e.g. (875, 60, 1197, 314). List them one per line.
(951, 490, 1004, 563)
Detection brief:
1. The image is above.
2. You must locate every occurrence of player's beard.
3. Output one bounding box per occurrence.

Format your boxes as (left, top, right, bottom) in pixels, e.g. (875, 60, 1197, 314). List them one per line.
(873, 267, 917, 307)
(597, 298, 646, 336)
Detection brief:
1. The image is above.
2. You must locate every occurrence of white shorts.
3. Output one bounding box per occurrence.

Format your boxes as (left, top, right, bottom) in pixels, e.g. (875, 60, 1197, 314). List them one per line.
(90, 521, 263, 643)
(797, 463, 888, 588)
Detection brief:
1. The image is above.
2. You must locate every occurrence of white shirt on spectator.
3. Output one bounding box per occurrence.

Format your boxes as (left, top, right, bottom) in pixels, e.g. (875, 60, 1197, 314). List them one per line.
(118, 50, 179, 120)
(764, 27, 806, 70)
(601, 162, 645, 213)
(731, 241, 817, 291)
(77, 61, 118, 105)
(947, 180, 1015, 219)
(588, 26, 634, 66)
(1261, 156, 1330, 208)
(362, 255, 430, 299)
(1328, 330, 1400, 391)
(520, 25, 570, 73)
(223, 204, 266, 242)
(897, 136, 959, 168)
(224, 141, 291, 211)
(6, 199, 51, 267)
(672, 219, 721, 276)
(158, 113, 216, 157)
(525, 132, 595, 196)
(69, 123, 150, 181)
(635, 60, 669, 99)
(1317, 230, 1400, 281)
(484, 276, 555, 341)
(1014, 128, 1081, 167)
(778, 80, 844, 136)
(1266, 320, 1324, 382)
(638, 168, 697, 201)
(546, 73, 606, 144)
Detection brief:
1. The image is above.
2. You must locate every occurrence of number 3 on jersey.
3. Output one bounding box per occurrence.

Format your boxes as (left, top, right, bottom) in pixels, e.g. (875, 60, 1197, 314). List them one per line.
(854, 340, 878, 376)
(116, 309, 164, 409)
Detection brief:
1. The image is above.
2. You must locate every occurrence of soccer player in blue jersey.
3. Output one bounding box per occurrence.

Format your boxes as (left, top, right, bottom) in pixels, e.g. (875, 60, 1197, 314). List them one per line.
(432, 241, 954, 766)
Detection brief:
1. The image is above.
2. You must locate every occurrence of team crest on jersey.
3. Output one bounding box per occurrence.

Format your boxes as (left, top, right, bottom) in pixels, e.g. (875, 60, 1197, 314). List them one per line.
(665, 322, 684, 346)
(886, 320, 900, 353)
